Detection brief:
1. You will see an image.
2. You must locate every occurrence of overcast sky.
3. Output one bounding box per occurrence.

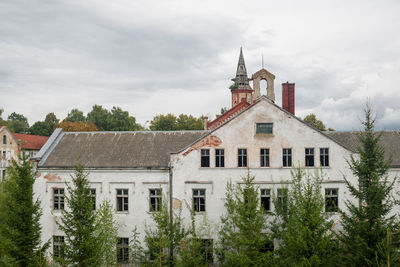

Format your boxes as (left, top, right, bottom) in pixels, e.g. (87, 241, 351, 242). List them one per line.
(1, 0, 399, 130)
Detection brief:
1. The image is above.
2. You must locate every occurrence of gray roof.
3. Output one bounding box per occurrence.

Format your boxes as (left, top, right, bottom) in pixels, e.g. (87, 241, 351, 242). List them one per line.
(39, 131, 208, 169)
(327, 131, 400, 167)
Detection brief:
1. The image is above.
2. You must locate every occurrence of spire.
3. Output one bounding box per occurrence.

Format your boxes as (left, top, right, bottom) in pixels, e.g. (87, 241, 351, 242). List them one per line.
(231, 47, 252, 91)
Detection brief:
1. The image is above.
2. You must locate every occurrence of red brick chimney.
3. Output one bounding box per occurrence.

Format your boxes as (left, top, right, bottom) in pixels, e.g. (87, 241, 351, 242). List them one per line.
(282, 82, 295, 115)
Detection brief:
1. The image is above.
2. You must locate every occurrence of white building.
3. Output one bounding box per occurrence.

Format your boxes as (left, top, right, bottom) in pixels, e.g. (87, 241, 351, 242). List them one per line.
(33, 49, 400, 264)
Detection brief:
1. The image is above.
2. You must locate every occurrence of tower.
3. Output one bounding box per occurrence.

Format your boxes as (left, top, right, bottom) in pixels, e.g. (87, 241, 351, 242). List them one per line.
(230, 48, 253, 108)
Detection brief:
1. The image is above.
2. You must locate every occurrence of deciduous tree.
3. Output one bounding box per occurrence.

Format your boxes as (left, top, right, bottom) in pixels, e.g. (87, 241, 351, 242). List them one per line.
(303, 113, 334, 131)
(58, 121, 98, 132)
(65, 109, 86, 122)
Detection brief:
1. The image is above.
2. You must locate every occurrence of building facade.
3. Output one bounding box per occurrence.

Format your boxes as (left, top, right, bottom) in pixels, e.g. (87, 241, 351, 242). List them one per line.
(33, 49, 400, 264)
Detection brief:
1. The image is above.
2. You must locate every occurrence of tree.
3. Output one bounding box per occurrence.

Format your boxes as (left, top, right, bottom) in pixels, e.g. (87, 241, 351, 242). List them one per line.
(108, 106, 142, 131)
(93, 200, 118, 267)
(149, 114, 204, 131)
(130, 197, 186, 266)
(216, 107, 229, 119)
(303, 113, 334, 131)
(338, 105, 399, 266)
(65, 109, 86, 122)
(58, 121, 98, 132)
(216, 171, 272, 266)
(0, 155, 49, 266)
(87, 105, 110, 131)
(271, 168, 338, 266)
(7, 112, 29, 133)
(29, 121, 51, 136)
(44, 112, 59, 133)
(56, 164, 99, 266)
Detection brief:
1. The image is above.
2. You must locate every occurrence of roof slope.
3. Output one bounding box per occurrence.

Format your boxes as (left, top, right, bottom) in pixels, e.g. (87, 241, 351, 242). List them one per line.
(39, 131, 208, 169)
(327, 131, 400, 167)
(13, 133, 49, 150)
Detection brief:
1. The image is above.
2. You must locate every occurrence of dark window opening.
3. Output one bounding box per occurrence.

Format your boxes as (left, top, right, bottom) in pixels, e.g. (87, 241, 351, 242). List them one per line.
(201, 149, 210, 167)
(277, 188, 288, 210)
(256, 123, 273, 134)
(325, 188, 338, 212)
(117, 189, 129, 212)
(215, 149, 225, 167)
(260, 148, 270, 167)
(2, 135, 6, 145)
(90, 188, 96, 210)
(193, 189, 206, 212)
(150, 189, 162, 212)
(320, 148, 329, 167)
(117, 237, 129, 263)
(238, 148, 247, 167)
(53, 188, 64, 210)
(200, 239, 213, 265)
(283, 148, 292, 167)
(260, 189, 271, 212)
(305, 148, 314, 167)
(53, 236, 64, 259)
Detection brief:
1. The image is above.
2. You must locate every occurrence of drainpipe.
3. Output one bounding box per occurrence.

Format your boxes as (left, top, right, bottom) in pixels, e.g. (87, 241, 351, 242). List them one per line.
(168, 163, 173, 266)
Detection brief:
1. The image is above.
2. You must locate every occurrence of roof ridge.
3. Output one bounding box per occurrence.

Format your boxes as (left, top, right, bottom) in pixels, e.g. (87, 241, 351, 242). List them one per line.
(63, 130, 210, 134)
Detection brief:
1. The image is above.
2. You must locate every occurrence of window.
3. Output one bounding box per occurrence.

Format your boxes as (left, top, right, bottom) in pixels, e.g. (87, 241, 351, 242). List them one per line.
(277, 188, 288, 210)
(2, 170, 6, 179)
(2, 135, 6, 145)
(260, 240, 274, 253)
(53, 236, 64, 259)
(260, 189, 271, 212)
(193, 189, 206, 212)
(325, 188, 338, 212)
(282, 148, 292, 167)
(305, 148, 314, 167)
(116, 189, 129, 212)
(201, 149, 210, 167)
(199, 239, 213, 265)
(90, 188, 96, 210)
(2, 151, 5, 160)
(149, 189, 162, 212)
(260, 148, 270, 167)
(53, 188, 64, 210)
(238, 148, 247, 167)
(117, 238, 129, 263)
(256, 123, 273, 134)
(215, 149, 224, 167)
(320, 148, 329, 167)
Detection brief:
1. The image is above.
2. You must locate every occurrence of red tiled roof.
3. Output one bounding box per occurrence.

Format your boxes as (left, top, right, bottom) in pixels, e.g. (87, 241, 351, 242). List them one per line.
(12, 133, 49, 150)
(206, 101, 251, 130)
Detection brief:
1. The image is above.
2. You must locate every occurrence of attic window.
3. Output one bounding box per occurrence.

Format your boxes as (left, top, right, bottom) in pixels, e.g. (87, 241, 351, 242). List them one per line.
(2, 135, 6, 145)
(256, 123, 273, 134)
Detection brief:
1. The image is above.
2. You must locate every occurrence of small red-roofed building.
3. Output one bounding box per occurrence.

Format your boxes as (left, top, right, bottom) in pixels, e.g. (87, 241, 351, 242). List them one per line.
(13, 132, 49, 159)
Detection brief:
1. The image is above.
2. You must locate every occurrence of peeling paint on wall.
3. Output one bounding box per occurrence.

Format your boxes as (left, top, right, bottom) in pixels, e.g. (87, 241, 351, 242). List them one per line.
(44, 173, 62, 182)
(183, 135, 222, 156)
(172, 197, 181, 210)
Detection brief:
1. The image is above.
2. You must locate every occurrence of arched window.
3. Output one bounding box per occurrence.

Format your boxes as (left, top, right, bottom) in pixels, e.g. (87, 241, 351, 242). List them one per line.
(2, 135, 6, 145)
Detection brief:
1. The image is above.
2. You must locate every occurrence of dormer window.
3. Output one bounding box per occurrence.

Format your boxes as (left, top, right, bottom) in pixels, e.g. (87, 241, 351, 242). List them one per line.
(256, 123, 273, 134)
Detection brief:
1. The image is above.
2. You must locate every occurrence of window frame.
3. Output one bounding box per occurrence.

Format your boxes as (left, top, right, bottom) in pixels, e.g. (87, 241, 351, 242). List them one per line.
(90, 188, 96, 210)
(215, 149, 225, 168)
(277, 188, 288, 210)
(53, 188, 64, 211)
(117, 237, 129, 263)
(53, 235, 64, 259)
(201, 149, 210, 167)
(256, 123, 273, 134)
(193, 189, 206, 213)
(116, 188, 129, 212)
(260, 188, 271, 212)
(149, 188, 162, 212)
(238, 148, 247, 167)
(305, 148, 315, 167)
(2, 135, 6, 145)
(325, 188, 339, 212)
(282, 148, 292, 167)
(320, 148, 329, 167)
(260, 148, 270, 167)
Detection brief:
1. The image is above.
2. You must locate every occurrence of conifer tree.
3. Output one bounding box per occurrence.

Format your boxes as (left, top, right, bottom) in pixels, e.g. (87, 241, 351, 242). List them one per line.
(338, 106, 399, 266)
(56, 164, 99, 266)
(0, 154, 49, 266)
(271, 168, 338, 266)
(216, 171, 272, 267)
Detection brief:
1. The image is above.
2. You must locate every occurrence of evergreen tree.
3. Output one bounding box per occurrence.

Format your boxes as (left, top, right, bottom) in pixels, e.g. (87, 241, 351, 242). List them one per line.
(271, 168, 338, 266)
(0, 154, 49, 266)
(56, 164, 99, 266)
(216, 171, 272, 267)
(338, 106, 399, 266)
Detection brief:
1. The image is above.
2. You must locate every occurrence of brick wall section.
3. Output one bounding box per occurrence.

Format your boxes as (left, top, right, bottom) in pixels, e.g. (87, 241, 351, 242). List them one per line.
(207, 101, 251, 130)
(282, 82, 295, 115)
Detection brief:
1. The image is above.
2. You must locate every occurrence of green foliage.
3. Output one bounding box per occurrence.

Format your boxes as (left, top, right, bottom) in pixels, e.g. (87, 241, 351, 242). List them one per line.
(56, 164, 99, 266)
(94, 200, 118, 267)
(87, 105, 143, 131)
(216, 171, 272, 267)
(303, 113, 333, 131)
(65, 109, 86, 122)
(229, 83, 238, 91)
(29, 113, 60, 136)
(271, 168, 338, 266)
(149, 113, 203, 131)
(338, 105, 399, 266)
(7, 112, 29, 133)
(130, 197, 186, 266)
(216, 107, 229, 119)
(0, 154, 49, 266)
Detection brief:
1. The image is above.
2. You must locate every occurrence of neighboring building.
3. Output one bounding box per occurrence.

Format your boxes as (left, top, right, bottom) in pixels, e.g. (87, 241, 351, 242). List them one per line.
(13, 133, 49, 159)
(33, 49, 400, 263)
(0, 126, 19, 180)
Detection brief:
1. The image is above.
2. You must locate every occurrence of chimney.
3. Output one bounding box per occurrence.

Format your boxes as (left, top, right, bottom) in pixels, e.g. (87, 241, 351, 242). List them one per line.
(282, 82, 295, 115)
(203, 117, 208, 130)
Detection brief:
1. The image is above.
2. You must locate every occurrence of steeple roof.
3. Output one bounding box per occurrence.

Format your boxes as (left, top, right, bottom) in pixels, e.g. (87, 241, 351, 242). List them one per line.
(231, 47, 252, 91)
